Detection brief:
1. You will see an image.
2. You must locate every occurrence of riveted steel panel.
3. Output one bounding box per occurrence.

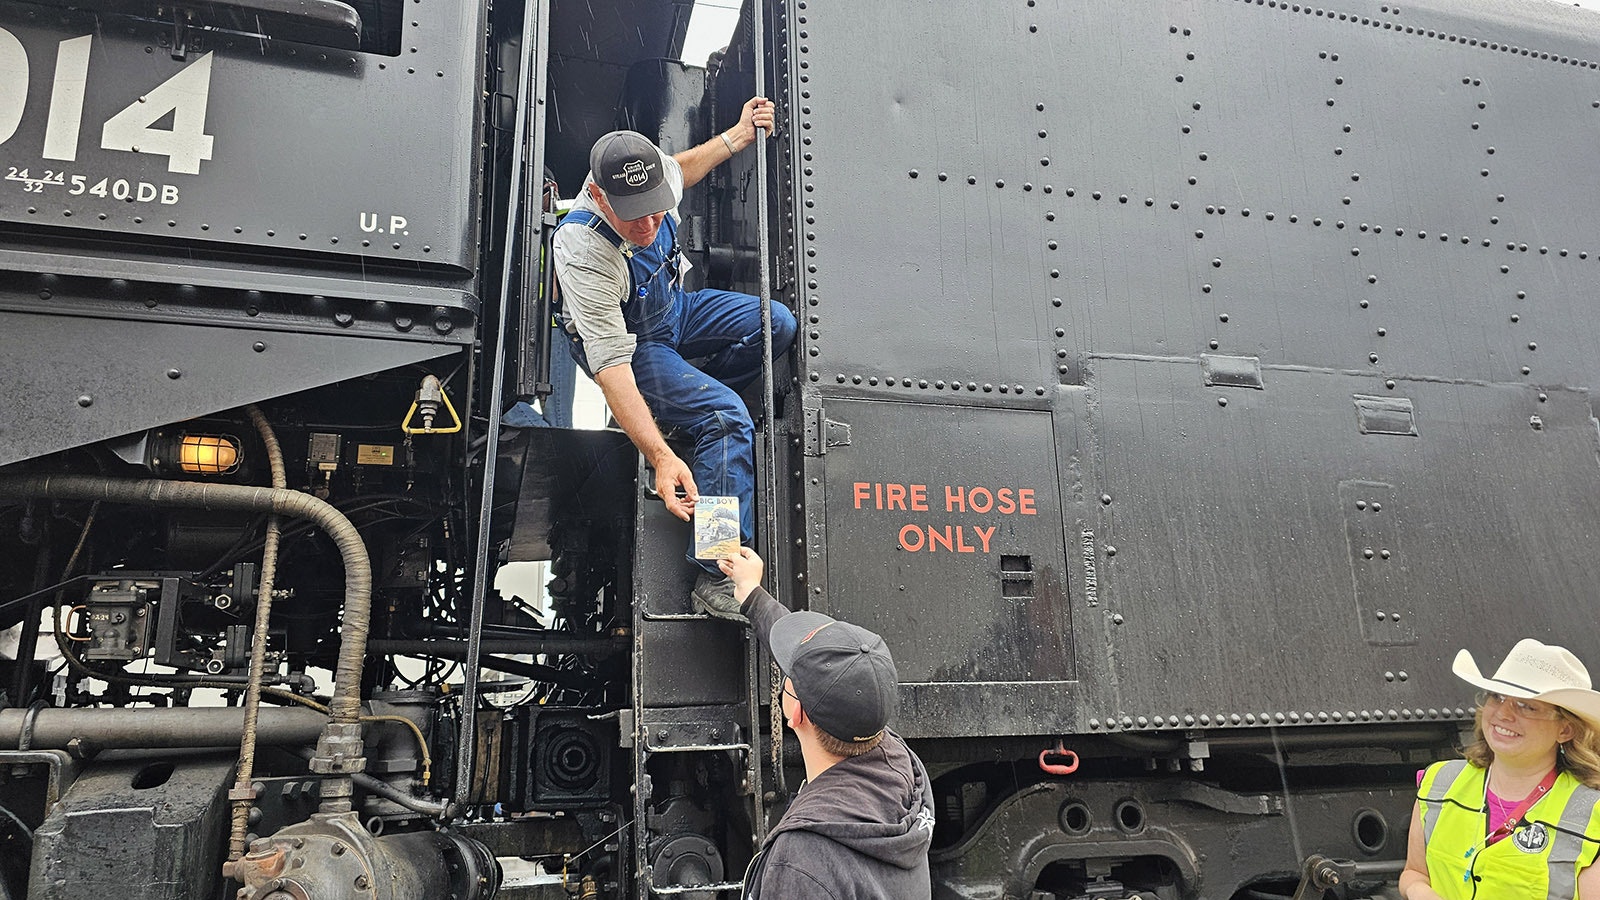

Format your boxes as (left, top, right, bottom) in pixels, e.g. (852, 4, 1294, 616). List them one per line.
(783, 0, 1600, 741)
(1338, 480, 1417, 646)
(0, 312, 460, 466)
(0, 0, 484, 268)
(809, 398, 1074, 738)
(787, 0, 1600, 403)
(1081, 356, 1600, 728)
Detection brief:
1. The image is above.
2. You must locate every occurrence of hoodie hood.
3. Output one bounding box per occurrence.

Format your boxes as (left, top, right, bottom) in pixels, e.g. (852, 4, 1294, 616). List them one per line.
(765, 731, 935, 869)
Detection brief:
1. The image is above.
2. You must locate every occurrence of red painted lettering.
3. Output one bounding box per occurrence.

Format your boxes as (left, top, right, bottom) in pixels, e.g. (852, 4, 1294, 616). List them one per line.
(854, 482, 870, 509)
(898, 524, 924, 552)
(875, 482, 884, 509)
(946, 485, 965, 512)
(1019, 489, 1037, 515)
(955, 528, 975, 552)
(886, 483, 907, 510)
(929, 526, 955, 552)
(910, 484, 928, 511)
(974, 525, 995, 553)
(969, 487, 993, 513)
(996, 488, 1016, 514)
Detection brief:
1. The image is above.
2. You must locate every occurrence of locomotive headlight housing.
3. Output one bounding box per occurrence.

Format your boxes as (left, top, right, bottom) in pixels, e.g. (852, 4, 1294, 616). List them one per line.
(107, 428, 246, 477)
(173, 433, 242, 475)
(111, 429, 244, 477)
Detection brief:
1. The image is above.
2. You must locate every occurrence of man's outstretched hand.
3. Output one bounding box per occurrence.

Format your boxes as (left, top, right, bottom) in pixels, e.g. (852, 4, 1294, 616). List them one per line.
(718, 546, 764, 605)
(654, 453, 698, 521)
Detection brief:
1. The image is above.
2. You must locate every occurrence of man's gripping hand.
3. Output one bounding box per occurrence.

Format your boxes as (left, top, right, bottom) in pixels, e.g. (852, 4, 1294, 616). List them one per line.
(653, 453, 698, 521)
(717, 547, 764, 605)
(738, 96, 775, 142)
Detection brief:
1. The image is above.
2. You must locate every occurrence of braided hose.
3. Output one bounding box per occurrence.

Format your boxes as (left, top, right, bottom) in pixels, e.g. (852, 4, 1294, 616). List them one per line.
(0, 473, 373, 797)
(227, 406, 287, 862)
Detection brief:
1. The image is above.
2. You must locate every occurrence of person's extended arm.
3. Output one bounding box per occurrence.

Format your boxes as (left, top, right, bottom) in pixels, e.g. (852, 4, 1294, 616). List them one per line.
(675, 96, 774, 189)
(551, 226, 695, 520)
(718, 547, 786, 644)
(592, 364, 696, 521)
(1398, 801, 1444, 900)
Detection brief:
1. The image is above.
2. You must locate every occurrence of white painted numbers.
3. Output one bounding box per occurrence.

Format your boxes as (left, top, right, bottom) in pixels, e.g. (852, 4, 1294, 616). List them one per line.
(0, 27, 216, 175)
(42, 35, 90, 162)
(99, 52, 215, 174)
(0, 29, 28, 144)
(70, 176, 180, 204)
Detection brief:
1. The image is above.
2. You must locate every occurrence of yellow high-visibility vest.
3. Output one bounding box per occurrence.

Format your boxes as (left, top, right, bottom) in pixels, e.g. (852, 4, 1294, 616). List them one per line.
(1418, 759, 1600, 899)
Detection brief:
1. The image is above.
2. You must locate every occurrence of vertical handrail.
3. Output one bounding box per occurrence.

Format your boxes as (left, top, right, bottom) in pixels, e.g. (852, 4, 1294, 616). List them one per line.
(753, 0, 777, 604)
(455, 0, 549, 806)
(752, 0, 780, 838)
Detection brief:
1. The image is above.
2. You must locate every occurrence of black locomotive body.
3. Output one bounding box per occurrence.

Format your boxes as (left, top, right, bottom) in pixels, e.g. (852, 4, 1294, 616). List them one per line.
(3, 0, 1600, 898)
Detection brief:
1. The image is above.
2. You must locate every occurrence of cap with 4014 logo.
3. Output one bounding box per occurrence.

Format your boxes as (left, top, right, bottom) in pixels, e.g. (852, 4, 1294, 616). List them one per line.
(590, 131, 675, 221)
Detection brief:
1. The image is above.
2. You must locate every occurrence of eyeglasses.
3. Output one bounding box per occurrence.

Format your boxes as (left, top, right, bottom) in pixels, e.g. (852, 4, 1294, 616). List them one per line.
(1479, 691, 1565, 721)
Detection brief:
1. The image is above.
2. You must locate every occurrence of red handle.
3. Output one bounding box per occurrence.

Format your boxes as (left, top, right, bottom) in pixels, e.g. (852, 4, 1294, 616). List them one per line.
(1038, 742, 1079, 776)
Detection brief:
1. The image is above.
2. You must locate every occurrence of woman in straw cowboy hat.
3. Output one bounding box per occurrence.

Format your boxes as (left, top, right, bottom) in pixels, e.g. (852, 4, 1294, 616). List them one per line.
(1400, 639, 1600, 899)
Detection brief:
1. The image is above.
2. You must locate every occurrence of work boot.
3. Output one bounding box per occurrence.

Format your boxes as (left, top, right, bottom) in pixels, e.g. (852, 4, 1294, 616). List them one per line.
(691, 572, 748, 623)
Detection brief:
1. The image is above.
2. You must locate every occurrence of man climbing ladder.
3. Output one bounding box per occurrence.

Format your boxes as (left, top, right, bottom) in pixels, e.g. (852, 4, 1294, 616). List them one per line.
(551, 96, 797, 615)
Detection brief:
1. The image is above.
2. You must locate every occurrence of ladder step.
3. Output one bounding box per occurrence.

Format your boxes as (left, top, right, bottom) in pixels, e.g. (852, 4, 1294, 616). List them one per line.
(639, 611, 715, 622)
(640, 708, 747, 753)
(650, 882, 745, 895)
(643, 741, 751, 753)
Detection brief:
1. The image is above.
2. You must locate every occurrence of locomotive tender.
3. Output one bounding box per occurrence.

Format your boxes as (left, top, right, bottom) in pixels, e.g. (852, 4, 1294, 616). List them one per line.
(3, 0, 1600, 897)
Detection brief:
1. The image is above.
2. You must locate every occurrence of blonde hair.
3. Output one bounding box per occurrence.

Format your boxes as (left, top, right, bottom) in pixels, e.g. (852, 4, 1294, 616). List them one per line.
(815, 728, 884, 759)
(1461, 701, 1600, 789)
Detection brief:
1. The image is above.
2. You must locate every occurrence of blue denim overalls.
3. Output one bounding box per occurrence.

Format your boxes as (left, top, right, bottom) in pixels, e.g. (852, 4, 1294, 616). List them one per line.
(558, 207, 796, 572)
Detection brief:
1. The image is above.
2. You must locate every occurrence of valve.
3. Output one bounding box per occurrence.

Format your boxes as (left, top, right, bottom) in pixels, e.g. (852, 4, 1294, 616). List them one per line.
(401, 375, 462, 435)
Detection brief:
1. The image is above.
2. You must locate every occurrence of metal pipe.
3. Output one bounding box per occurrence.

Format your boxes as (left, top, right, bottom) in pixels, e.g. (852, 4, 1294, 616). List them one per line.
(372, 636, 624, 657)
(229, 405, 287, 863)
(454, 0, 545, 807)
(753, 0, 776, 600)
(0, 706, 328, 749)
(10, 520, 51, 707)
(292, 748, 451, 818)
(0, 474, 373, 811)
(368, 641, 592, 689)
(351, 770, 451, 818)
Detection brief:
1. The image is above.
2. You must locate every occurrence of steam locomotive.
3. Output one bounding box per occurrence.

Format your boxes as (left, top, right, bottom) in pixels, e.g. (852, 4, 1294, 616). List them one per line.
(4, 0, 1600, 897)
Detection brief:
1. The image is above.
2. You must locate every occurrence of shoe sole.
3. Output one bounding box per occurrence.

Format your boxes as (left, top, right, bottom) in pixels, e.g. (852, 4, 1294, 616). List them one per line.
(691, 594, 748, 623)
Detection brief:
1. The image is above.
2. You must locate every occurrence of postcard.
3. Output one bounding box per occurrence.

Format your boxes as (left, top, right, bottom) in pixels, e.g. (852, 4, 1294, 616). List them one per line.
(694, 495, 740, 559)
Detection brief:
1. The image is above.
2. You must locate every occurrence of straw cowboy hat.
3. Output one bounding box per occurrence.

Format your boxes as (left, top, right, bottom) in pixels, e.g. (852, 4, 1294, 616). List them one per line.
(1454, 638, 1600, 732)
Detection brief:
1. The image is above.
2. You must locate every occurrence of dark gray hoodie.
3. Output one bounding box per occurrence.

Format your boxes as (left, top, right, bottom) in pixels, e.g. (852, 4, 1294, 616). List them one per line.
(742, 588, 935, 899)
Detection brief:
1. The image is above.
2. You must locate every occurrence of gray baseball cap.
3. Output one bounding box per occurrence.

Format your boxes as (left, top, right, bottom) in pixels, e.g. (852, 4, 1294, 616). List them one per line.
(589, 130, 675, 221)
(771, 611, 899, 743)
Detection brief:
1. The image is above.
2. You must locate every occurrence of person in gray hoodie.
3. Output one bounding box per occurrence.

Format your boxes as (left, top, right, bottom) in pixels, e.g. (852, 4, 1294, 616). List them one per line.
(717, 547, 934, 898)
